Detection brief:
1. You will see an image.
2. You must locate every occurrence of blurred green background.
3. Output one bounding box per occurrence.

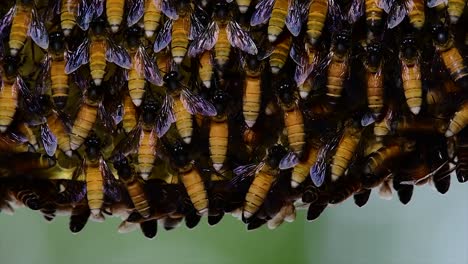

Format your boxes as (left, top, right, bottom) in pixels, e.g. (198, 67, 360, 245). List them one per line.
(1, 182, 467, 264)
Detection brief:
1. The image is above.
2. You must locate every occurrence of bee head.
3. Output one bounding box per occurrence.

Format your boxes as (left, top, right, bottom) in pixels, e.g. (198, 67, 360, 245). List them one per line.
(212, 88, 229, 116)
(86, 83, 103, 103)
(49, 31, 64, 52)
(141, 99, 160, 124)
(170, 141, 191, 168)
(91, 18, 106, 35)
(431, 23, 449, 45)
(164, 71, 180, 92)
(335, 31, 351, 54)
(3, 56, 19, 78)
(277, 80, 296, 108)
(37, 95, 53, 116)
(366, 41, 382, 68)
(245, 55, 261, 72)
(85, 132, 102, 162)
(266, 144, 287, 168)
(401, 36, 417, 59)
(113, 156, 132, 181)
(213, 1, 230, 19)
(126, 26, 142, 48)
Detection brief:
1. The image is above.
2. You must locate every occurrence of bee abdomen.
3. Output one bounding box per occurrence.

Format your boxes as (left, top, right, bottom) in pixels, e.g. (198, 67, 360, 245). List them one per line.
(270, 35, 291, 74)
(407, 0, 425, 29)
(123, 94, 137, 133)
(367, 72, 384, 115)
(128, 65, 146, 107)
(446, 102, 468, 137)
(331, 135, 360, 181)
(448, 0, 467, 24)
(51, 59, 69, 108)
(89, 40, 107, 86)
(47, 113, 72, 157)
(60, 0, 79, 36)
(365, 0, 383, 31)
(284, 108, 305, 155)
(243, 76, 261, 127)
(0, 83, 19, 133)
(326, 60, 348, 99)
(292, 146, 319, 188)
(181, 169, 208, 215)
(307, 0, 328, 45)
(441, 47, 468, 83)
(401, 63, 422, 114)
(127, 182, 151, 218)
(86, 166, 104, 213)
(143, 0, 162, 37)
(215, 29, 230, 67)
(172, 19, 189, 64)
(209, 120, 228, 171)
(70, 104, 98, 150)
(174, 99, 193, 144)
(244, 171, 275, 218)
(106, 0, 125, 32)
(17, 190, 41, 210)
(9, 7, 31, 55)
(267, 0, 288, 42)
(138, 129, 157, 179)
(199, 51, 213, 88)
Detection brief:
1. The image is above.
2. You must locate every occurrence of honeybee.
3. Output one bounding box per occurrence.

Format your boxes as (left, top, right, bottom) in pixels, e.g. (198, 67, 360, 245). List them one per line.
(0, 152, 56, 177)
(399, 34, 422, 115)
(0, 56, 22, 133)
(373, 105, 394, 138)
(290, 39, 319, 92)
(330, 122, 363, 182)
(276, 80, 305, 170)
(380, 0, 425, 30)
(65, 17, 132, 86)
(364, 40, 384, 116)
(114, 155, 151, 218)
(325, 30, 352, 101)
(154, 1, 208, 64)
(233, 144, 287, 219)
(269, 35, 292, 74)
(125, 26, 164, 106)
(159, 63, 216, 144)
(188, 1, 258, 67)
(122, 92, 138, 133)
(0, 0, 49, 56)
(291, 140, 321, 188)
(364, 138, 416, 176)
(446, 101, 468, 137)
(73, 133, 121, 218)
(432, 23, 468, 88)
(307, 0, 329, 45)
(447, 0, 467, 24)
(57, 0, 80, 36)
(209, 87, 230, 171)
(242, 55, 265, 128)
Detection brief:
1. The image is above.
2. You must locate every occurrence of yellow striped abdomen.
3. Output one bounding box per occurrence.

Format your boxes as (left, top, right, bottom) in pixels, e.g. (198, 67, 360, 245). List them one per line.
(126, 180, 151, 218)
(47, 112, 72, 157)
(171, 18, 189, 64)
(70, 103, 98, 150)
(284, 108, 305, 155)
(401, 62, 422, 114)
(270, 35, 291, 74)
(440, 46, 468, 82)
(244, 170, 275, 218)
(331, 128, 361, 181)
(199, 51, 213, 88)
(367, 71, 384, 115)
(128, 59, 146, 106)
(446, 101, 468, 137)
(18, 123, 37, 150)
(307, 0, 328, 45)
(61, 0, 78, 36)
(448, 0, 467, 24)
(86, 164, 104, 215)
(326, 58, 348, 99)
(268, 0, 288, 42)
(408, 0, 425, 29)
(181, 168, 208, 214)
(106, 0, 125, 32)
(143, 0, 162, 37)
(138, 129, 157, 179)
(0, 82, 18, 132)
(51, 59, 69, 108)
(215, 27, 230, 67)
(209, 120, 228, 171)
(123, 93, 137, 133)
(90, 39, 107, 86)
(236, 0, 252, 13)
(365, 0, 383, 30)
(243, 75, 261, 127)
(174, 97, 193, 144)
(9, 5, 31, 55)
(291, 144, 319, 188)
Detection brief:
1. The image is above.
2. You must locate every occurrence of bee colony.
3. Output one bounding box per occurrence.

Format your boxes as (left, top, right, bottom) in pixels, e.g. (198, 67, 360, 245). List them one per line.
(0, 0, 467, 238)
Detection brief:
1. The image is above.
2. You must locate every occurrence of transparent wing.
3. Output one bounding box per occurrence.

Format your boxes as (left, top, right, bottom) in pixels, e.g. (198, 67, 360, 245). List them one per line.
(227, 21, 258, 55)
(65, 38, 90, 74)
(111, 102, 124, 125)
(93, 0, 105, 17)
(76, 0, 94, 31)
(101, 158, 122, 202)
(153, 19, 173, 52)
(361, 112, 376, 127)
(106, 39, 132, 69)
(28, 8, 49, 50)
(112, 126, 142, 158)
(188, 21, 219, 57)
(347, 0, 365, 24)
(290, 41, 308, 67)
(156, 94, 175, 137)
(127, 0, 145, 27)
(180, 88, 217, 116)
(279, 152, 299, 170)
(98, 104, 118, 133)
(161, 0, 179, 20)
(40, 124, 58, 157)
(233, 163, 262, 178)
(0, 6, 15, 40)
(387, 3, 406, 29)
(189, 6, 210, 40)
(310, 136, 339, 187)
(37, 54, 52, 95)
(427, 0, 447, 8)
(285, 0, 309, 36)
(378, 0, 394, 13)
(135, 46, 164, 86)
(250, 0, 274, 26)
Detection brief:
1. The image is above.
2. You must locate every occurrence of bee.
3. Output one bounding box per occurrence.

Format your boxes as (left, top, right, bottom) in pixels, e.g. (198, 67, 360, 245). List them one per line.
(325, 30, 352, 101)
(446, 101, 468, 137)
(198, 51, 213, 88)
(0, 0, 49, 56)
(269, 35, 292, 74)
(125, 26, 164, 106)
(267, 0, 289, 42)
(0, 152, 56, 177)
(291, 140, 321, 188)
(276, 80, 305, 169)
(448, 0, 467, 24)
(160, 64, 217, 144)
(330, 122, 363, 182)
(122, 93, 138, 134)
(209, 87, 230, 171)
(12, 186, 42, 210)
(364, 139, 416, 176)
(365, 41, 384, 116)
(65, 17, 132, 86)
(242, 55, 264, 128)
(307, 0, 328, 45)
(168, 140, 209, 215)
(143, 0, 163, 38)
(114, 156, 151, 218)
(188, 1, 258, 68)
(432, 23, 468, 88)
(154, 1, 208, 64)
(74, 133, 121, 218)
(347, 0, 384, 33)
(399, 34, 422, 115)
(0, 56, 24, 133)
(60, 0, 80, 36)
(233, 144, 287, 219)
(381, 0, 425, 30)
(290, 40, 319, 93)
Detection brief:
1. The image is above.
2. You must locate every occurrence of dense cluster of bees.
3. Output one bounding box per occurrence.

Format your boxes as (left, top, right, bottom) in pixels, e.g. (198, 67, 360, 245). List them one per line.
(0, 0, 468, 238)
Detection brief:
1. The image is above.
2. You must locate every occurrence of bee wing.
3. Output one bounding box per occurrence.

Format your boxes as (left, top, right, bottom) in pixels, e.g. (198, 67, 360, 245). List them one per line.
(180, 88, 217, 116)
(310, 136, 339, 187)
(378, 0, 394, 13)
(0, 6, 15, 40)
(100, 158, 122, 202)
(347, 0, 365, 24)
(37, 54, 52, 95)
(279, 152, 299, 170)
(112, 126, 142, 158)
(40, 124, 58, 157)
(231, 163, 264, 186)
(76, 0, 94, 30)
(135, 46, 164, 86)
(154, 19, 173, 52)
(427, 0, 447, 8)
(65, 38, 90, 74)
(106, 39, 132, 69)
(189, 7, 210, 40)
(250, 0, 274, 26)
(43, 0, 61, 22)
(161, 0, 179, 20)
(386, 2, 406, 29)
(188, 21, 219, 57)
(93, 0, 105, 18)
(156, 94, 175, 137)
(98, 103, 118, 133)
(28, 8, 49, 50)
(361, 112, 376, 126)
(227, 21, 258, 55)
(112, 103, 124, 126)
(127, 0, 145, 27)
(285, 0, 309, 36)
